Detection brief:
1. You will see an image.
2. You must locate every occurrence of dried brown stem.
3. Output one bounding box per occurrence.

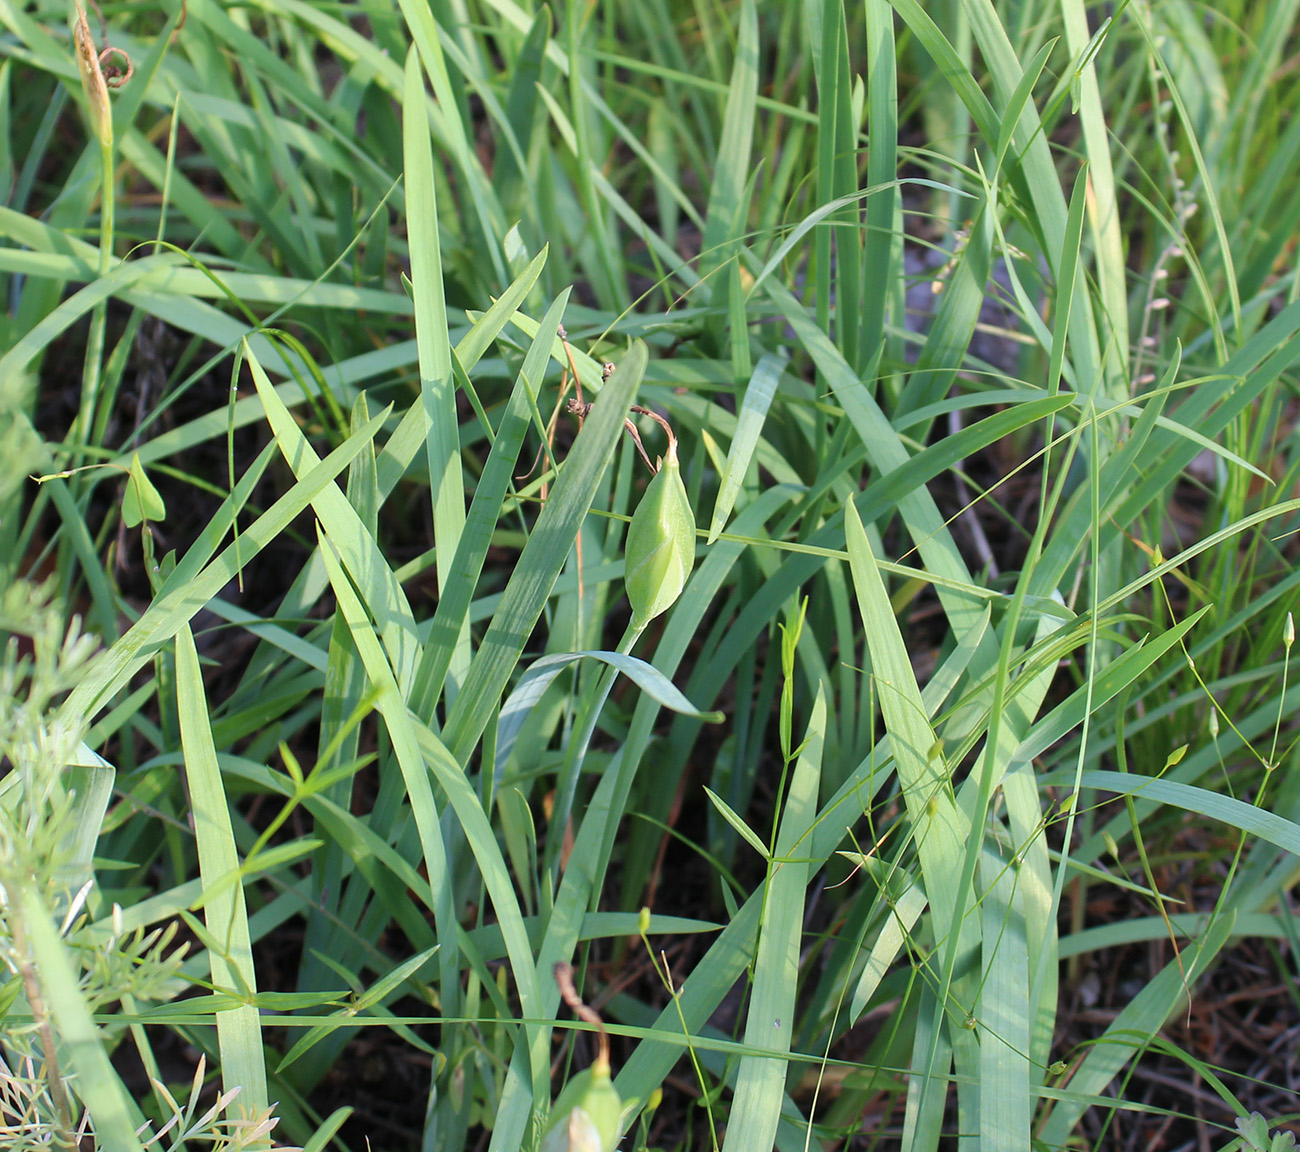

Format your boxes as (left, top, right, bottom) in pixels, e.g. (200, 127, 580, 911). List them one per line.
(564, 401, 671, 474)
(553, 962, 609, 1068)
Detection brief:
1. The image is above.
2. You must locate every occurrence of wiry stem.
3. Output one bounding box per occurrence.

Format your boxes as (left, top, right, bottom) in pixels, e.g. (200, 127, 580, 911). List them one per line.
(554, 962, 609, 1069)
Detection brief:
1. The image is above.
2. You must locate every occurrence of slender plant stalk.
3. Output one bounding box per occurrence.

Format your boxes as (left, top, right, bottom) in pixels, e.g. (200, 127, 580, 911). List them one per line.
(71, 0, 117, 464)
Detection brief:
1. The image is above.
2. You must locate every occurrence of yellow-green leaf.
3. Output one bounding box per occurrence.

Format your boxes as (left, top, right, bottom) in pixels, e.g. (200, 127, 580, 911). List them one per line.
(122, 452, 166, 527)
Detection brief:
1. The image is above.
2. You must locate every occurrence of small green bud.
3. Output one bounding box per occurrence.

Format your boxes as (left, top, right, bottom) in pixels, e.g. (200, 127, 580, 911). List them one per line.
(625, 439, 695, 630)
(541, 1059, 622, 1152)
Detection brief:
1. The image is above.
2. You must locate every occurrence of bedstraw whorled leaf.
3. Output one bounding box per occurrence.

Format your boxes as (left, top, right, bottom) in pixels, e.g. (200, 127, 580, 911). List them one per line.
(625, 438, 695, 631)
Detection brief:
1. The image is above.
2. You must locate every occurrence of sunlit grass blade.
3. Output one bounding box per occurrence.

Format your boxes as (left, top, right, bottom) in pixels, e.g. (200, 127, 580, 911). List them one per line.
(844, 498, 977, 1141)
(403, 45, 466, 615)
(16, 885, 146, 1152)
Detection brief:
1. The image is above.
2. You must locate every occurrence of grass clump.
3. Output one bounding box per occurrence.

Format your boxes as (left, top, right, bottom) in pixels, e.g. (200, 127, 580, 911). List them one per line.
(3, 1, 1300, 1150)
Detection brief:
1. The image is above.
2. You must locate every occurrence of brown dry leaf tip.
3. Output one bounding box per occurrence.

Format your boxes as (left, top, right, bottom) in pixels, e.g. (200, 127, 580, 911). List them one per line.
(73, 0, 133, 143)
(74, 2, 112, 145)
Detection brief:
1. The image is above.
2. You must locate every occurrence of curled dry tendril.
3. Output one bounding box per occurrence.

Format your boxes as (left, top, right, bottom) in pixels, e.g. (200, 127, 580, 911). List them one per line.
(84, 0, 134, 87)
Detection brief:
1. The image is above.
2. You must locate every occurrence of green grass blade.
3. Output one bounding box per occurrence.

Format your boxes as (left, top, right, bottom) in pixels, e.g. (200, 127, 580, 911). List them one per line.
(403, 45, 466, 606)
(411, 286, 567, 715)
(722, 688, 824, 1152)
(443, 340, 647, 763)
(16, 886, 145, 1152)
(844, 499, 977, 1140)
(707, 351, 782, 543)
(978, 847, 1032, 1152)
(247, 347, 420, 691)
(176, 623, 270, 1129)
(700, 0, 757, 283)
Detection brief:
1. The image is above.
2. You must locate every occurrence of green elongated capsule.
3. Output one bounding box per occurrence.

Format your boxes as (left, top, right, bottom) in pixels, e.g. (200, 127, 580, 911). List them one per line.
(540, 1057, 622, 1152)
(625, 439, 695, 631)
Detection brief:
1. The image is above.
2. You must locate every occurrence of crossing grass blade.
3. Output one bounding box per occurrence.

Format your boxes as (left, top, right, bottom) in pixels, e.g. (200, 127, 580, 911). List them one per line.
(443, 340, 647, 763)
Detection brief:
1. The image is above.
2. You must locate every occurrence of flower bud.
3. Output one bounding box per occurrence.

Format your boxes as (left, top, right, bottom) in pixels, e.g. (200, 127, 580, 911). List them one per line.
(540, 1060, 622, 1152)
(625, 438, 695, 630)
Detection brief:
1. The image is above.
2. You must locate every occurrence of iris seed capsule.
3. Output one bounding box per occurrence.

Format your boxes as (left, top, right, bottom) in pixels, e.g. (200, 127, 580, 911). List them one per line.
(625, 437, 695, 631)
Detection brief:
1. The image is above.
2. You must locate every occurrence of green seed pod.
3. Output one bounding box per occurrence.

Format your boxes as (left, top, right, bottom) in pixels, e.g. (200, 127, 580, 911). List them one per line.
(540, 1057, 622, 1152)
(625, 439, 695, 630)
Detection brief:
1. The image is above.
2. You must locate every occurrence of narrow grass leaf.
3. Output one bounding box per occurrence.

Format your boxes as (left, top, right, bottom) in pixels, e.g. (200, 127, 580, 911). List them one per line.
(403, 45, 465, 604)
(176, 623, 269, 1125)
(497, 650, 721, 783)
(245, 348, 420, 680)
(978, 847, 1032, 1152)
(708, 352, 782, 543)
(844, 498, 975, 1140)
(723, 688, 824, 1152)
(861, 0, 898, 364)
(703, 786, 771, 863)
(850, 869, 927, 1021)
(1071, 772, 1300, 859)
(411, 286, 566, 715)
(17, 886, 145, 1152)
(1060, 0, 1128, 373)
(495, 7, 549, 199)
(444, 341, 647, 763)
(700, 0, 757, 282)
